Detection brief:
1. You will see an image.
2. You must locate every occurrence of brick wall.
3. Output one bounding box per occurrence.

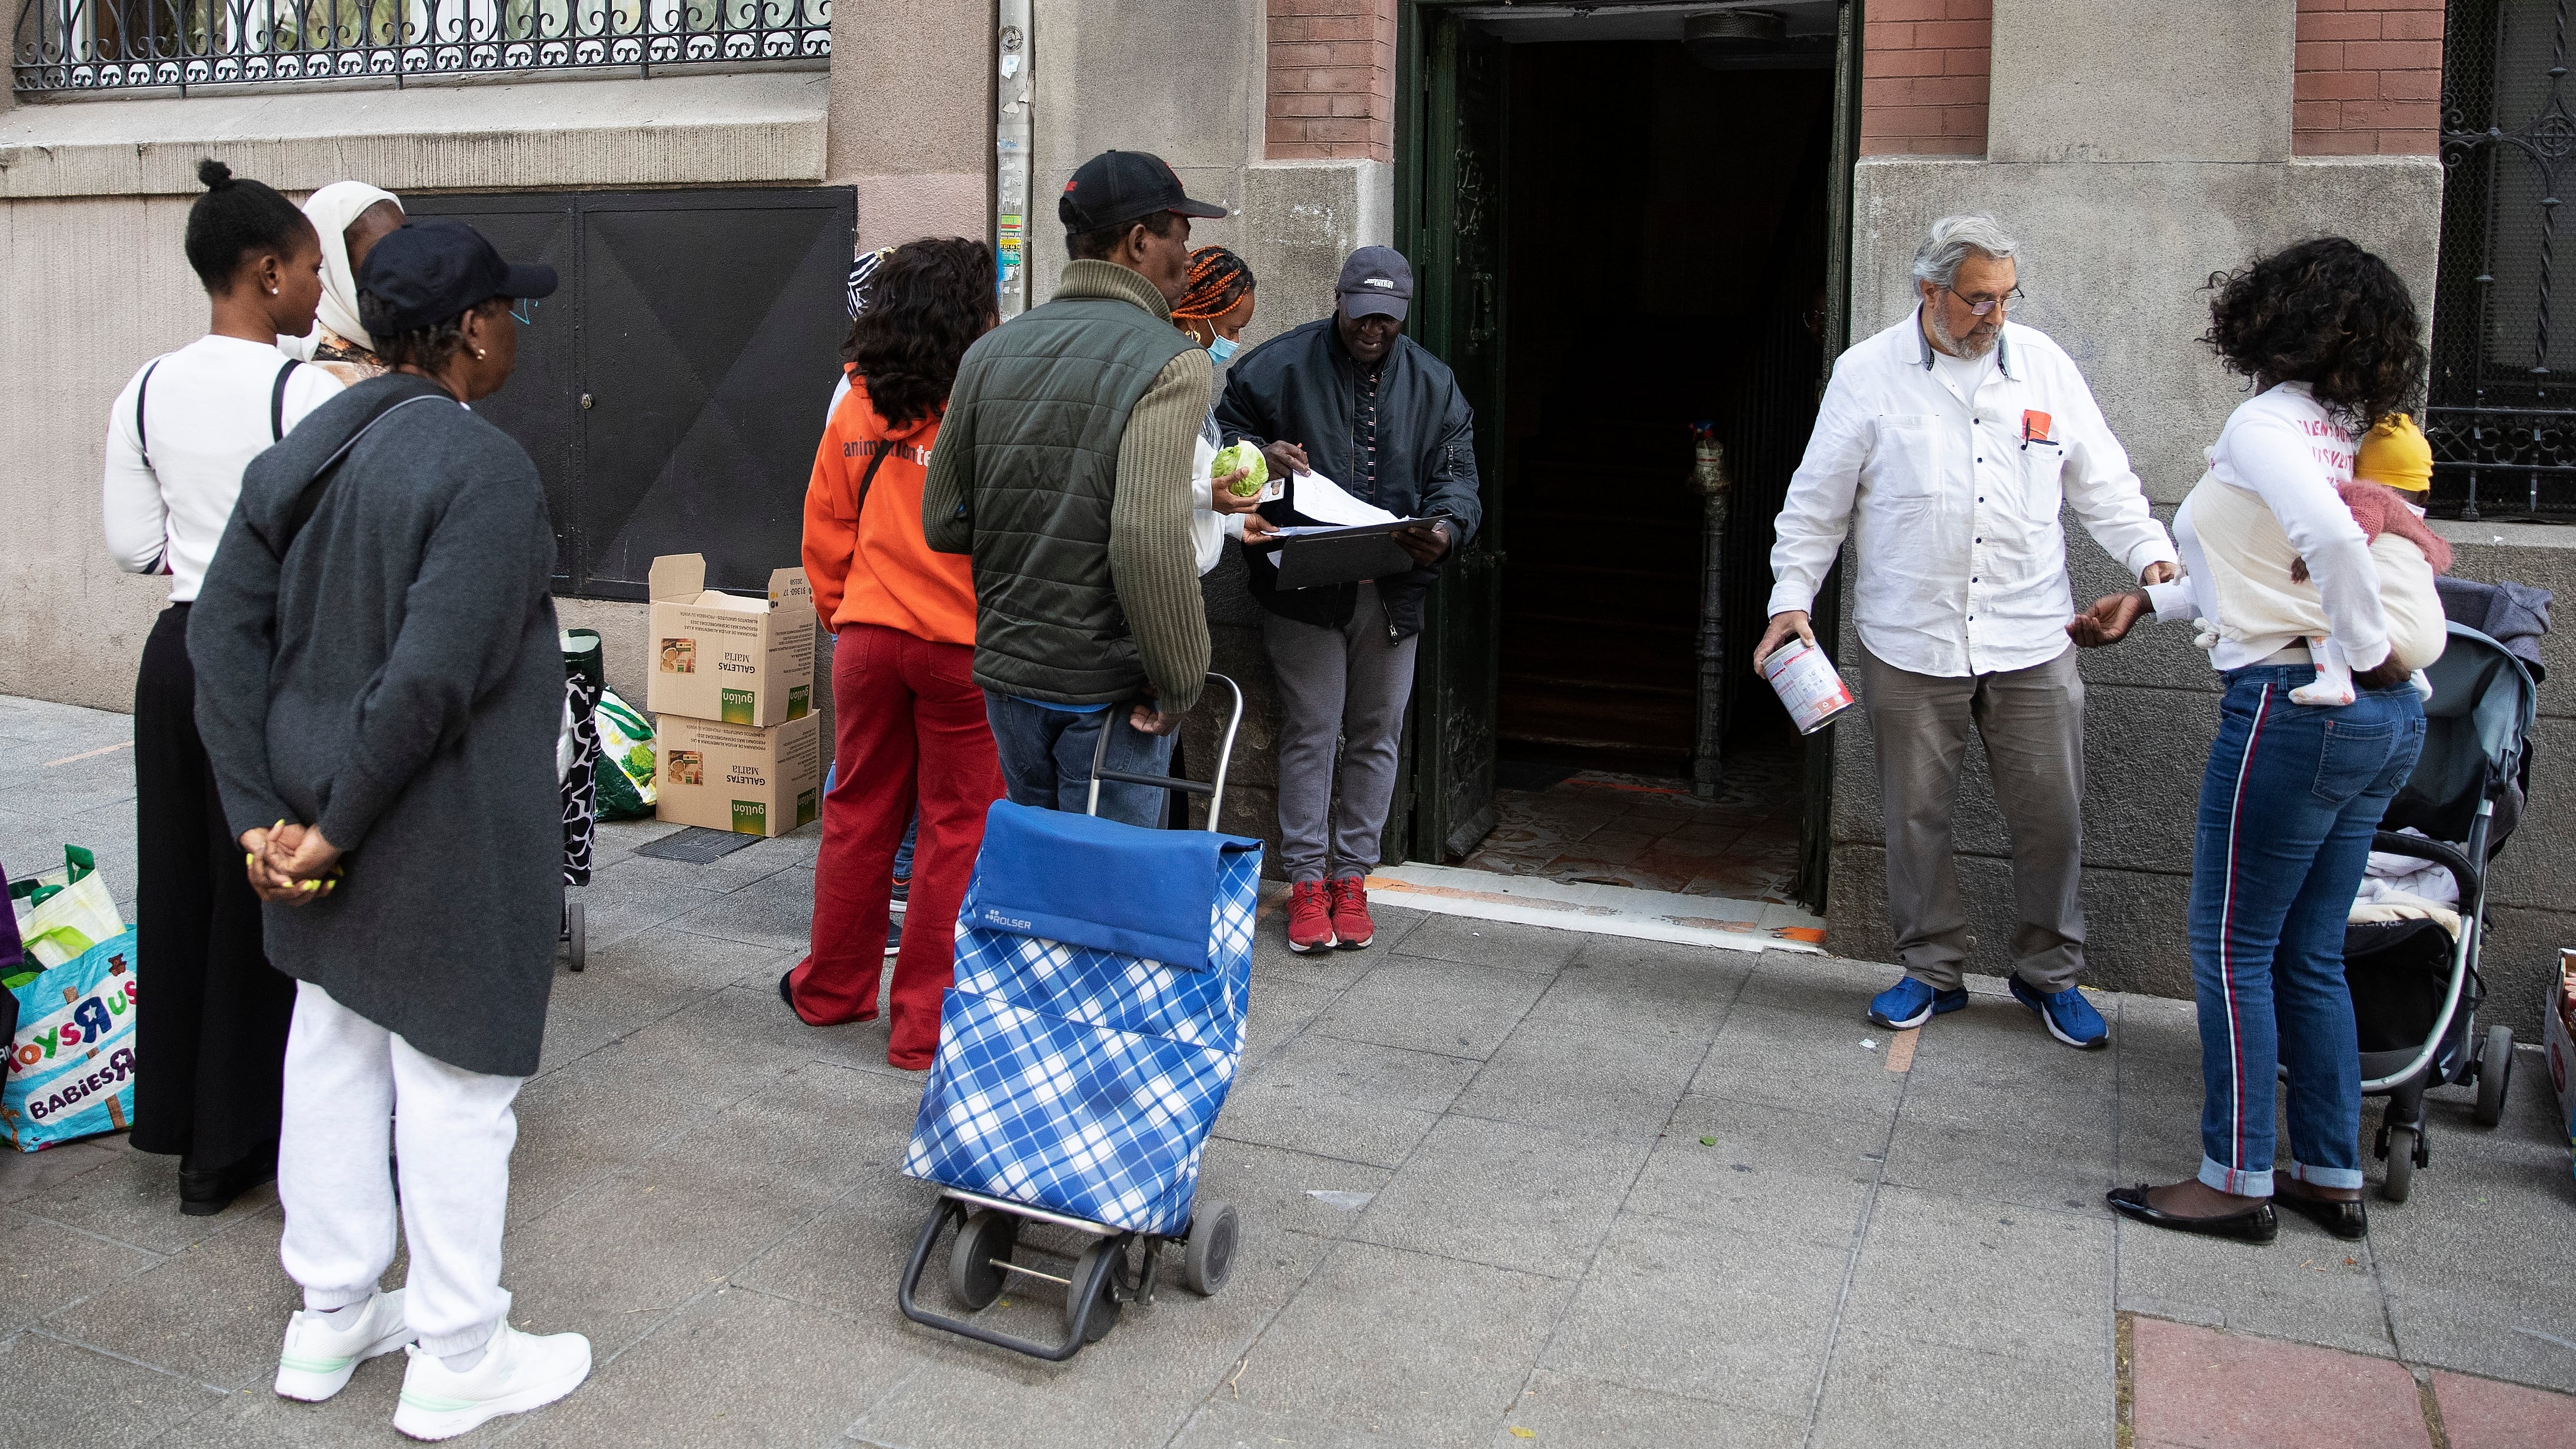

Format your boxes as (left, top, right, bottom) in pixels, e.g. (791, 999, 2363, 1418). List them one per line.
(1266, 0, 1397, 162)
(1861, 0, 1992, 157)
(2294, 0, 2444, 154)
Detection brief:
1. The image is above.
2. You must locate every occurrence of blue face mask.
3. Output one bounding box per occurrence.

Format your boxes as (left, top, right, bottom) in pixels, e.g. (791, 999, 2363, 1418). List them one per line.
(1207, 335, 1240, 365)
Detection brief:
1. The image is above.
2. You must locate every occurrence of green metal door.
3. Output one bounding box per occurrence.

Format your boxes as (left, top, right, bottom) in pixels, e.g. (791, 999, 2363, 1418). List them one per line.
(1400, 8, 1508, 863)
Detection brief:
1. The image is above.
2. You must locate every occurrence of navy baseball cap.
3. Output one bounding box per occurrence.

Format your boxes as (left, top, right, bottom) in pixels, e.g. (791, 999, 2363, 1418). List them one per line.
(356, 220, 558, 337)
(1059, 150, 1226, 233)
(1337, 246, 1413, 322)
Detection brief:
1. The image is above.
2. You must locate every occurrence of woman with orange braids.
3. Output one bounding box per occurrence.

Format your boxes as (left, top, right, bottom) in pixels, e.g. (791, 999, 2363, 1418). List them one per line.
(1173, 245, 1275, 571)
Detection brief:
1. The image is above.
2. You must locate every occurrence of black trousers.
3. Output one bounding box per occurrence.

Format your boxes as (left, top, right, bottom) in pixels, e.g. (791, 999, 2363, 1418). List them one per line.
(128, 603, 294, 1171)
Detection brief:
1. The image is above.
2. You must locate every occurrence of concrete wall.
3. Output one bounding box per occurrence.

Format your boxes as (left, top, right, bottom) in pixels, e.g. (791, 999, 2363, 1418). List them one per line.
(1823, 0, 2566, 1032)
(2, 10, 987, 718)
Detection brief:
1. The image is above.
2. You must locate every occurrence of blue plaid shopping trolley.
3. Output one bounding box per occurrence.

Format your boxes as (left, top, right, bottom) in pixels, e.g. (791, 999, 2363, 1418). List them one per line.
(898, 676, 1260, 1359)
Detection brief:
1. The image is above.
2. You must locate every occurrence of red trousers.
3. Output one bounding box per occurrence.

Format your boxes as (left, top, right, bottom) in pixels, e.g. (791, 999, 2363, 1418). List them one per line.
(786, 623, 1003, 1068)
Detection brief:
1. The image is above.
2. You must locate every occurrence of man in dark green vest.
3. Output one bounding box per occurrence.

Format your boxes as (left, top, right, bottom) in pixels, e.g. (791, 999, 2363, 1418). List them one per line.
(923, 149, 1224, 827)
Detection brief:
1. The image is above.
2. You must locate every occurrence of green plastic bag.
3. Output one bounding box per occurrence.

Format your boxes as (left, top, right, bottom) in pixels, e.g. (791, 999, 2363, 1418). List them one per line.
(592, 687, 657, 821)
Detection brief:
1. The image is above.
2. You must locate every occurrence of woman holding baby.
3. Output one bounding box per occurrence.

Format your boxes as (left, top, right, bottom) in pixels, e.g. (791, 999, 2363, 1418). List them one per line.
(2078, 237, 2440, 1244)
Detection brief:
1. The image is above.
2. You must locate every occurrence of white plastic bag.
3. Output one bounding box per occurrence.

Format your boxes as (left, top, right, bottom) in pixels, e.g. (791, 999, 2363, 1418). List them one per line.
(8, 848, 124, 972)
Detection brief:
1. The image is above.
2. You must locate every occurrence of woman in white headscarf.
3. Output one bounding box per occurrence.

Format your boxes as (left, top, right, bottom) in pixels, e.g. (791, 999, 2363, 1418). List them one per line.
(281, 181, 405, 385)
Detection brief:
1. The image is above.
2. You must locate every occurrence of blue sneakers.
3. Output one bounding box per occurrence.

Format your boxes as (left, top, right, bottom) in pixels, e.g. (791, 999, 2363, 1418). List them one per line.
(1867, 976, 1969, 1031)
(2010, 976, 2109, 1049)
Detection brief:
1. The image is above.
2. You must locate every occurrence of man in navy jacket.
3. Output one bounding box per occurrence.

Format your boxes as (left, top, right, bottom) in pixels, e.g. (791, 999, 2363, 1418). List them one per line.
(1216, 246, 1483, 955)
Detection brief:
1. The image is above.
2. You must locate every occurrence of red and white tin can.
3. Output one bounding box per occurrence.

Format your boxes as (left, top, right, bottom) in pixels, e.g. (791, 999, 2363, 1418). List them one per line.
(1759, 638, 1857, 735)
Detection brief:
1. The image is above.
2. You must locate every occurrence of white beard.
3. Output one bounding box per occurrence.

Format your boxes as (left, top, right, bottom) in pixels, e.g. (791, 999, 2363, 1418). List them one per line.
(1929, 307, 1999, 360)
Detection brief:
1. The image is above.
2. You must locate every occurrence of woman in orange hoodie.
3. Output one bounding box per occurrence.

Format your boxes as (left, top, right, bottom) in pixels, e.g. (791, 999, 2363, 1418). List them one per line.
(781, 238, 1003, 1069)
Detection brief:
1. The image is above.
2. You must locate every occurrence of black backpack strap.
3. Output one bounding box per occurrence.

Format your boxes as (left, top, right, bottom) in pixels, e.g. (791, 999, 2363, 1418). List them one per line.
(263, 387, 445, 561)
(269, 358, 302, 442)
(837, 441, 896, 584)
(134, 358, 163, 470)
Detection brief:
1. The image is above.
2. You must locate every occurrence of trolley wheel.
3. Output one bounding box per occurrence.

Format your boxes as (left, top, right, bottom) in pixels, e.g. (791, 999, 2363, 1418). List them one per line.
(2382, 1124, 2417, 1203)
(564, 902, 587, 972)
(1183, 1200, 1239, 1297)
(2474, 1025, 2514, 1128)
(1067, 1239, 1123, 1344)
(948, 1210, 1017, 1311)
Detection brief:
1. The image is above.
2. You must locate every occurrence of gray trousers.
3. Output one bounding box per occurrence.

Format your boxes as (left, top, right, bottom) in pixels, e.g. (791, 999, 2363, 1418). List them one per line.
(1856, 643, 2086, 992)
(1264, 584, 1419, 883)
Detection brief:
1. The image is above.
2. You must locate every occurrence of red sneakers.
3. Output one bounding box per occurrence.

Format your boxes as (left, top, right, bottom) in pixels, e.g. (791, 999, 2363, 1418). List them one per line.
(1326, 876, 1374, 949)
(1286, 879, 1338, 953)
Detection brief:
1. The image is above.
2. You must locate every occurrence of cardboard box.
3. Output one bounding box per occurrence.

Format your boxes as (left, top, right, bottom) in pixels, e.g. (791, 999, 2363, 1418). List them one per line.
(2547, 951, 2576, 1169)
(655, 712, 823, 838)
(646, 554, 816, 727)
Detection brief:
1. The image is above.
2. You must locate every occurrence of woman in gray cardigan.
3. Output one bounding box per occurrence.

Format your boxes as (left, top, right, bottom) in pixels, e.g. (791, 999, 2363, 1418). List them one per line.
(189, 220, 590, 1441)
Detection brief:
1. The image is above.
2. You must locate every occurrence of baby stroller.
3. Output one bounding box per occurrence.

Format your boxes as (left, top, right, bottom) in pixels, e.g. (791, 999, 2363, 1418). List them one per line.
(897, 676, 1259, 1360)
(2342, 623, 2537, 1201)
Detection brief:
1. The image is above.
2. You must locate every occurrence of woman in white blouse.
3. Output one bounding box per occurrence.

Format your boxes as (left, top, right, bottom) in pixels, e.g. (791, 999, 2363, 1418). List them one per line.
(2077, 238, 2434, 1245)
(101, 158, 343, 1215)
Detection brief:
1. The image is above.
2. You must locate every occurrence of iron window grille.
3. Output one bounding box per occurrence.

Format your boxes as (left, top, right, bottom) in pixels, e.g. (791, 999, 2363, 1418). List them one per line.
(2428, 0, 2574, 521)
(11, 0, 828, 94)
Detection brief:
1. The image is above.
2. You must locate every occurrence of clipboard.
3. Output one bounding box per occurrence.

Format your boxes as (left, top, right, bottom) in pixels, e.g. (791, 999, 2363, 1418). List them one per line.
(1268, 517, 1443, 591)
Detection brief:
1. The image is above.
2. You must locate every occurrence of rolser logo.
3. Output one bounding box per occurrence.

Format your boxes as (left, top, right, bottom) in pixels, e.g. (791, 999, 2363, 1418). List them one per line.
(982, 909, 1034, 930)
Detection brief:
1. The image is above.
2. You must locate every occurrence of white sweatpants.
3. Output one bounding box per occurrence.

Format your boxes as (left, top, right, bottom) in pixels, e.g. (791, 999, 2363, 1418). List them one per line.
(276, 982, 524, 1358)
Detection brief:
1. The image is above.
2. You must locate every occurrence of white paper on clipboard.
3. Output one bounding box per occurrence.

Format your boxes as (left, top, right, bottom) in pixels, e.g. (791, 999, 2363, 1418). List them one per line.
(1285, 469, 1399, 527)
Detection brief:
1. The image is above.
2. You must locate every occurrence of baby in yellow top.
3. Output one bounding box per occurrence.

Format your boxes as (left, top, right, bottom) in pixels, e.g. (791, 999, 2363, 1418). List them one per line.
(2291, 413, 2446, 706)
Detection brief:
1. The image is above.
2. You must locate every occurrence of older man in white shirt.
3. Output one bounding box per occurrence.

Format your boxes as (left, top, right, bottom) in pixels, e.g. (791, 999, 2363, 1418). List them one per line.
(1759, 214, 2177, 1051)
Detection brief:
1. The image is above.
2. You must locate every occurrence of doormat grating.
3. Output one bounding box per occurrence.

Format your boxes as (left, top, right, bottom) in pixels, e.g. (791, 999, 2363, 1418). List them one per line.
(635, 827, 763, 863)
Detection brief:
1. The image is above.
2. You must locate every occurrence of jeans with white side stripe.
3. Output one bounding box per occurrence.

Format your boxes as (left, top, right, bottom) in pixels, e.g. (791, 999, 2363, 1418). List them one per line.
(2188, 666, 2424, 1197)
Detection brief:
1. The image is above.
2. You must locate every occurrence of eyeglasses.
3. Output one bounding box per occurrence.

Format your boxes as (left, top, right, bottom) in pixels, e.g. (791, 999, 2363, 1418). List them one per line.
(1948, 284, 2025, 317)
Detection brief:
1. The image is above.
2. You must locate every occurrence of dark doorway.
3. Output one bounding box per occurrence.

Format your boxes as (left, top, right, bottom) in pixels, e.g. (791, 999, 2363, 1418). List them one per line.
(407, 187, 857, 599)
(1495, 39, 1835, 781)
(1397, 1, 1852, 908)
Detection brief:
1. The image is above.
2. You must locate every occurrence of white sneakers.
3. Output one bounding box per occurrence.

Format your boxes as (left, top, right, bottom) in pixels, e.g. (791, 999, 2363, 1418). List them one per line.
(391, 1320, 594, 1442)
(274, 1293, 591, 1441)
(274, 1289, 415, 1402)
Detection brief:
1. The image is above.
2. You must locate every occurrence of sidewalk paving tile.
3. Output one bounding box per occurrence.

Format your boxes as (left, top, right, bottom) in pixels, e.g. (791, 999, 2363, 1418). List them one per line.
(1311, 959, 1550, 1062)
(2128, 1315, 2431, 1449)
(662, 864, 824, 953)
(1537, 1211, 1848, 1419)
(1225, 1239, 1573, 1449)
(0, 1331, 225, 1449)
(42, 1204, 301, 1390)
(1841, 1185, 2112, 1362)
(1168, 1400, 1447, 1449)
(0, 1136, 129, 1208)
(1190, 1139, 1397, 1242)
(1809, 1326, 2114, 1448)
(507, 1283, 911, 1448)
(0, 1208, 159, 1337)
(1495, 1369, 1806, 1449)
(2431, 1368, 2576, 1449)
(1690, 1004, 1909, 1116)
(1217, 1032, 1476, 1170)
(1523, 943, 1747, 1041)
(1621, 1095, 1882, 1245)
(1449, 1018, 1704, 1139)
(2116, 1218, 2396, 1357)
(1350, 1114, 1651, 1280)
(12, 1146, 277, 1258)
(1389, 914, 1583, 975)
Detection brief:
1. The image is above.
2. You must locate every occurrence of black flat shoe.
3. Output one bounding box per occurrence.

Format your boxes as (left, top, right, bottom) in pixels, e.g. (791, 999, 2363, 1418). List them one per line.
(2105, 1184, 2278, 1244)
(2275, 1184, 2368, 1240)
(178, 1152, 274, 1218)
(778, 970, 800, 1015)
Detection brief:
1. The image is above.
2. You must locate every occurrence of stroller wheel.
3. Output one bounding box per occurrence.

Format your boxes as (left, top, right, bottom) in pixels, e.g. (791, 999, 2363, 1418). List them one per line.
(948, 1209, 1017, 1311)
(1067, 1239, 1123, 1344)
(564, 902, 587, 972)
(2382, 1124, 2417, 1203)
(2474, 1026, 2514, 1128)
(1184, 1200, 1240, 1297)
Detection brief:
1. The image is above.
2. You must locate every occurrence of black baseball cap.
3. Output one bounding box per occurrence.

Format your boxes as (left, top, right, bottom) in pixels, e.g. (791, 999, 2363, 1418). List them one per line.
(355, 220, 558, 337)
(1059, 150, 1227, 233)
(1337, 246, 1413, 321)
